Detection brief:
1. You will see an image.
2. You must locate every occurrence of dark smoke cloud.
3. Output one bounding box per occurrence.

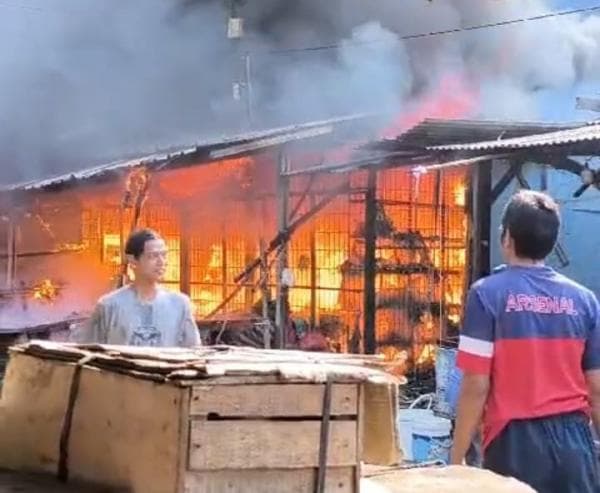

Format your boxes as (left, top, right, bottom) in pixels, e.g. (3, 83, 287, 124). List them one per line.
(1, 0, 599, 185)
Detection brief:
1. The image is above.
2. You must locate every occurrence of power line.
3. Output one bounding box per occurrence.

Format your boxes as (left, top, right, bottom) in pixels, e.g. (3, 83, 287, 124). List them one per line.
(2, 1, 600, 59)
(0, 1, 43, 12)
(268, 4, 600, 56)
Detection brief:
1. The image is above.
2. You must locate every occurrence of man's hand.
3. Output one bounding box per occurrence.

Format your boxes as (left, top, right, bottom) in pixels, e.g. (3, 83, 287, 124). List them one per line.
(450, 373, 490, 465)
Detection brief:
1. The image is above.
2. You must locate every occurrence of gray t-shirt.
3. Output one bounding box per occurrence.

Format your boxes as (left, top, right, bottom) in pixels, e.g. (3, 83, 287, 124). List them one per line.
(86, 286, 201, 348)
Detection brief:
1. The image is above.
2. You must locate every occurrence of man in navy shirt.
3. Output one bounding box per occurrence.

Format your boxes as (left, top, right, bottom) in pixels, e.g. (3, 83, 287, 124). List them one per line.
(450, 190, 600, 492)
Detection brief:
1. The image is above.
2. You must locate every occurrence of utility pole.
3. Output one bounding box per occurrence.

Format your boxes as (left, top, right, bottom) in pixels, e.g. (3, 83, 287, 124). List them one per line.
(227, 0, 253, 129)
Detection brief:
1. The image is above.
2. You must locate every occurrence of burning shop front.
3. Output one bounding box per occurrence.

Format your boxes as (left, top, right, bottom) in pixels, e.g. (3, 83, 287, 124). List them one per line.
(0, 116, 474, 377)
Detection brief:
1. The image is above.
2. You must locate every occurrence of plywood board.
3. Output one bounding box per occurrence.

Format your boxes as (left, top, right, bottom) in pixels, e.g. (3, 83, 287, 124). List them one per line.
(189, 420, 357, 470)
(0, 353, 184, 493)
(68, 365, 184, 493)
(190, 384, 358, 417)
(361, 381, 401, 466)
(184, 467, 356, 493)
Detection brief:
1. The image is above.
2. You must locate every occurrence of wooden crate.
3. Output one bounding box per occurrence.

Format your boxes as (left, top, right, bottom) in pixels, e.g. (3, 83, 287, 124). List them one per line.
(183, 380, 361, 492)
(0, 344, 390, 493)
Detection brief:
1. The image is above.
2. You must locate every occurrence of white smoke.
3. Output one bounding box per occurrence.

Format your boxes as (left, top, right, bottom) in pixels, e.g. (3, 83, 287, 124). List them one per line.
(1, 0, 600, 184)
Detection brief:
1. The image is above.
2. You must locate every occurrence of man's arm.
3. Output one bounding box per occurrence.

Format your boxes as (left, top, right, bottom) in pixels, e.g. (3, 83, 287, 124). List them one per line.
(586, 370, 600, 437)
(180, 297, 201, 347)
(450, 285, 495, 465)
(78, 301, 107, 344)
(584, 295, 600, 436)
(451, 374, 490, 464)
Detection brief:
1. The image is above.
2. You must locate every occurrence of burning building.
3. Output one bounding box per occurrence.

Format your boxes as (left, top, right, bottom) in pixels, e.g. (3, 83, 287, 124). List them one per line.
(0, 115, 472, 374)
(3, 114, 596, 379)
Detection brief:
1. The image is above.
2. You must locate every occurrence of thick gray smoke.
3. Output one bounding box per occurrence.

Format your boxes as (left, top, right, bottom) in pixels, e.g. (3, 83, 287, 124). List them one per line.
(1, 0, 599, 184)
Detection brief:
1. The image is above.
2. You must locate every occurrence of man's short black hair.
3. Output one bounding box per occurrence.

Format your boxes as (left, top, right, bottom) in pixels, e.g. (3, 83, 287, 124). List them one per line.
(501, 190, 560, 260)
(124, 228, 161, 259)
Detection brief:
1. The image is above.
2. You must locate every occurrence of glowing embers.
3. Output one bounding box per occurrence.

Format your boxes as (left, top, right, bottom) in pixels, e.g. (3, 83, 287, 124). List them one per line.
(32, 279, 59, 304)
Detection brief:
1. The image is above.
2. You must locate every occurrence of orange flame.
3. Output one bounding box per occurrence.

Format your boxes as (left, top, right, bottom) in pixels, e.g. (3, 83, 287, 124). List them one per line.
(383, 73, 479, 138)
(32, 279, 59, 303)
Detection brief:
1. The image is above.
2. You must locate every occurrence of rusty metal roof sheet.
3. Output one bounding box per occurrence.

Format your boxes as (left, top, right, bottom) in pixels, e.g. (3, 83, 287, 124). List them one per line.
(428, 122, 600, 152)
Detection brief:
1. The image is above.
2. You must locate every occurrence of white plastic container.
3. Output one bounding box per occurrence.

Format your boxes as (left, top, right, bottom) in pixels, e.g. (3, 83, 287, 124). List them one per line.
(411, 415, 453, 464)
(396, 394, 435, 461)
(397, 408, 434, 461)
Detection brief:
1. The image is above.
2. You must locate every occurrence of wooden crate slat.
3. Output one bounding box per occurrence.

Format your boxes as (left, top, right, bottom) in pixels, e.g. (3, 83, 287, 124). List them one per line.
(190, 384, 358, 417)
(184, 467, 356, 493)
(188, 420, 357, 470)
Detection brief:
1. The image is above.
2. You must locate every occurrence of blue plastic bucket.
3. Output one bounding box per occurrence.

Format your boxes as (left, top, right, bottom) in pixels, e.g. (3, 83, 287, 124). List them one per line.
(412, 415, 453, 464)
(435, 347, 463, 418)
(397, 408, 434, 461)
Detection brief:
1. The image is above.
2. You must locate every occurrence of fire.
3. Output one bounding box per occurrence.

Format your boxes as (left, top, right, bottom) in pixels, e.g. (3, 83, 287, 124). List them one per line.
(453, 183, 467, 207)
(32, 279, 59, 303)
(416, 344, 437, 366)
(62, 142, 470, 377)
(290, 246, 347, 311)
(195, 290, 221, 317)
(383, 73, 479, 138)
(207, 244, 223, 270)
(191, 244, 225, 316)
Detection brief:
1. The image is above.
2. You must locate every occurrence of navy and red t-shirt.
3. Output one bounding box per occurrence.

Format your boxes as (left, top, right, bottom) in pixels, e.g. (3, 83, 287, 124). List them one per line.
(456, 265, 600, 450)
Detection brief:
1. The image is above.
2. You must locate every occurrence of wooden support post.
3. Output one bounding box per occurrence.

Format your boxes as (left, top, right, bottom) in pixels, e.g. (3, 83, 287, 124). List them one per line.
(179, 213, 191, 296)
(490, 160, 521, 204)
(363, 168, 378, 355)
(259, 197, 270, 321)
(309, 193, 317, 329)
(470, 161, 492, 283)
(275, 151, 290, 349)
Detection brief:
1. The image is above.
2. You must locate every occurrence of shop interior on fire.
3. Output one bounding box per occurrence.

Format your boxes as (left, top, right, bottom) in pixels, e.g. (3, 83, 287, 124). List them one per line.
(1, 115, 598, 384)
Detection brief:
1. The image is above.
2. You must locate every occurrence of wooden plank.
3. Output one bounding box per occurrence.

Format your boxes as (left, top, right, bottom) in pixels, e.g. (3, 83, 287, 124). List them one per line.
(176, 388, 192, 493)
(184, 467, 356, 493)
(189, 420, 357, 470)
(355, 383, 365, 488)
(190, 384, 358, 417)
(0, 353, 183, 493)
(0, 469, 127, 493)
(180, 374, 385, 386)
(361, 381, 401, 466)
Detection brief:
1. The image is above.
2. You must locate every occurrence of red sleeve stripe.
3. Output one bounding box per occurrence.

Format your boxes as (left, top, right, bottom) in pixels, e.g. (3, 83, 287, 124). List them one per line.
(457, 351, 492, 375)
(458, 335, 494, 357)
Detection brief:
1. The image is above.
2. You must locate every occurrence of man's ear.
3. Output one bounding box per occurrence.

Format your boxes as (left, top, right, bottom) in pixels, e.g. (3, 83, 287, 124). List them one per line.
(125, 254, 136, 265)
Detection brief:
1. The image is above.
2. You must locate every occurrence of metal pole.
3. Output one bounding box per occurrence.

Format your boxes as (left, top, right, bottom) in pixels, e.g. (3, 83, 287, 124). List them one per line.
(275, 151, 290, 349)
(179, 212, 191, 295)
(244, 52, 254, 128)
(363, 168, 378, 354)
(309, 193, 317, 329)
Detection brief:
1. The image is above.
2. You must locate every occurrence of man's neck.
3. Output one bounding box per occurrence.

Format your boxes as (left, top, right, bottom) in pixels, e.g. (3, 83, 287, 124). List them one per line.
(508, 258, 545, 268)
(132, 280, 159, 302)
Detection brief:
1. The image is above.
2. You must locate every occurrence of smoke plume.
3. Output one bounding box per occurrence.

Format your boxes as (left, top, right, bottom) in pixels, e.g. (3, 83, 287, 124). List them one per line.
(1, 0, 599, 184)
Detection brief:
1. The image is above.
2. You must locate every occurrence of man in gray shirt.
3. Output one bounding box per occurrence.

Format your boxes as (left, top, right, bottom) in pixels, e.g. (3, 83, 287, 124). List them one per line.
(87, 228, 201, 348)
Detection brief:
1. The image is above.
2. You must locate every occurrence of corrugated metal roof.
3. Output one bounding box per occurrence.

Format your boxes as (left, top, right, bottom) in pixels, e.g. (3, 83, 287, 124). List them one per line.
(1, 114, 372, 193)
(0, 148, 197, 193)
(364, 118, 580, 152)
(428, 122, 600, 151)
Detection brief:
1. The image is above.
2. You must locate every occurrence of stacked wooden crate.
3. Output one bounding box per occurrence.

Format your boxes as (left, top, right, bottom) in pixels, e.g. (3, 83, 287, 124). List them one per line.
(185, 379, 360, 492)
(0, 342, 400, 493)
